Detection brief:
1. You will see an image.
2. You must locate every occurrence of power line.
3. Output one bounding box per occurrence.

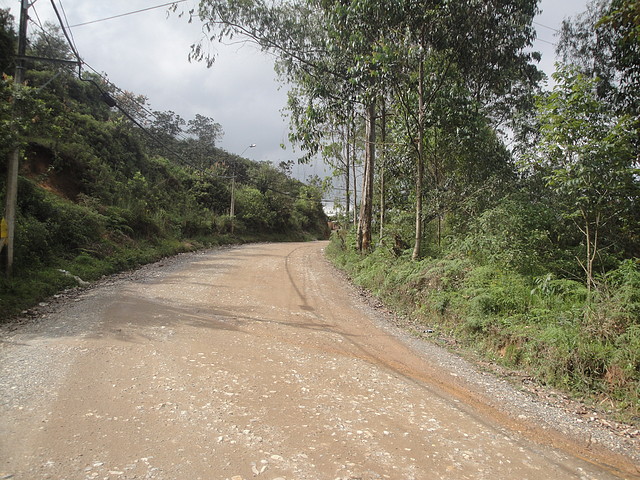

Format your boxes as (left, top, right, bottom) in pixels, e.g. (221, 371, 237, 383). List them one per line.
(56, 0, 79, 58)
(29, 4, 68, 58)
(49, 0, 80, 62)
(533, 19, 560, 47)
(535, 37, 557, 47)
(533, 21, 561, 34)
(68, 1, 187, 28)
(42, 2, 212, 174)
(33, 1, 311, 193)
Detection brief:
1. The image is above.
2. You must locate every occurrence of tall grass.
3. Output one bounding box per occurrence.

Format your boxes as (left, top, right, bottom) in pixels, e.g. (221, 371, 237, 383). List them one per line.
(327, 233, 640, 423)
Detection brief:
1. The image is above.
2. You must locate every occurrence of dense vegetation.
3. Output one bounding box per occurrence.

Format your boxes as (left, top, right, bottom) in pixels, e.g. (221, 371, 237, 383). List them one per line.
(188, 0, 639, 421)
(2, 0, 639, 422)
(0, 12, 327, 317)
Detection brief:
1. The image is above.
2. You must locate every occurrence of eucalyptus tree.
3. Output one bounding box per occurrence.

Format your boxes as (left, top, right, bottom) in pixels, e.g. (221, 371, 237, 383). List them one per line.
(559, 0, 639, 160)
(0, 8, 15, 75)
(143, 110, 186, 158)
(177, 114, 225, 170)
(558, 0, 619, 104)
(187, 114, 223, 147)
(189, 0, 540, 255)
(189, 0, 396, 252)
(286, 76, 360, 225)
(380, 0, 539, 258)
(601, 0, 640, 120)
(323, 0, 406, 252)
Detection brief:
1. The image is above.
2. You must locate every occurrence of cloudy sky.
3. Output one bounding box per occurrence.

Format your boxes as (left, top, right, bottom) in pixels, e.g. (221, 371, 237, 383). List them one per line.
(1, 0, 591, 180)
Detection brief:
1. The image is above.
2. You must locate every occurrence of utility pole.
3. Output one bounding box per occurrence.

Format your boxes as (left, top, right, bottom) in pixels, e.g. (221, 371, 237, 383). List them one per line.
(3, 0, 29, 277)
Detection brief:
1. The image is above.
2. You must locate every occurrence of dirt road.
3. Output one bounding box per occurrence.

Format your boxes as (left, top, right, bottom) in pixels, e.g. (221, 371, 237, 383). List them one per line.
(1, 242, 638, 479)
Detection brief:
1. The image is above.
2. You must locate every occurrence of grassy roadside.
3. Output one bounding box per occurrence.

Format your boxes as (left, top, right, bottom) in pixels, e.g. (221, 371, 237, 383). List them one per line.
(0, 231, 318, 321)
(326, 232, 640, 425)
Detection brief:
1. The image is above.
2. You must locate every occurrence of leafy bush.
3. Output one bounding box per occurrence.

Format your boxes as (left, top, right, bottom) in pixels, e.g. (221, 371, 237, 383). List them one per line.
(327, 233, 640, 421)
(453, 194, 561, 276)
(235, 186, 274, 231)
(1, 32, 327, 319)
(13, 178, 106, 268)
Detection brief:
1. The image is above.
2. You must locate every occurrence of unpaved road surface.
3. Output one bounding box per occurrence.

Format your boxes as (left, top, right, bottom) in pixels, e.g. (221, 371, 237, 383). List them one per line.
(1, 242, 638, 480)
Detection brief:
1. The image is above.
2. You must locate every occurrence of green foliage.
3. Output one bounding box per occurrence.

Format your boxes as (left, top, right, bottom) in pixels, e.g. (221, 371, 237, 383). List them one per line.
(327, 235, 640, 421)
(524, 65, 639, 289)
(13, 178, 105, 269)
(452, 193, 563, 276)
(0, 8, 15, 75)
(235, 186, 273, 231)
(1, 18, 327, 319)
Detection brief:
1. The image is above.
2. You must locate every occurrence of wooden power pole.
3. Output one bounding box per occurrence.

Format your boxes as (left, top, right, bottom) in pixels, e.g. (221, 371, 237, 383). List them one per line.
(3, 0, 29, 277)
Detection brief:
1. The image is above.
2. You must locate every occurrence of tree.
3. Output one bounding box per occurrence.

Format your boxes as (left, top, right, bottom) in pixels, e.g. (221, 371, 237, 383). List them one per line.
(602, 0, 640, 113)
(29, 22, 74, 64)
(525, 65, 638, 291)
(190, 0, 381, 251)
(145, 110, 186, 158)
(378, 0, 539, 258)
(189, 0, 541, 256)
(599, 0, 640, 161)
(187, 113, 223, 146)
(558, 0, 619, 105)
(559, 0, 639, 121)
(149, 110, 185, 140)
(0, 8, 15, 75)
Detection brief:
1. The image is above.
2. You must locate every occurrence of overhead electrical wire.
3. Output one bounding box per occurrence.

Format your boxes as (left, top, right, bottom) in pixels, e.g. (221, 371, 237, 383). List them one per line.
(43, 1, 219, 173)
(67, 0, 187, 28)
(532, 20, 560, 48)
(533, 21, 561, 34)
(535, 37, 557, 47)
(48, 0, 81, 62)
(35, 1, 239, 180)
(28, 4, 71, 61)
(29, 5, 47, 31)
(56, 0, 80, 58)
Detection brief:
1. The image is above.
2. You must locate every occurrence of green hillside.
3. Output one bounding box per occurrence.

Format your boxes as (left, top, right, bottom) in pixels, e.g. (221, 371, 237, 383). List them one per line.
(0, 14, 327, 317)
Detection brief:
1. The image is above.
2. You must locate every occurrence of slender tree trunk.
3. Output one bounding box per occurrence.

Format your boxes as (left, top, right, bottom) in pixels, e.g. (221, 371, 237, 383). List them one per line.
(357, 101, 376, 252)
(352, 126, 358, 226)
(585, 216, 592, 294)
(379, 100, 386, 245)
(357, 153, 368, 250)
(586, 211, 600, 294)
(434, 133, 442, 248)
(578, 208, 601, 295)
(412, 59, 425, 260)
(344, 123, 351, 226)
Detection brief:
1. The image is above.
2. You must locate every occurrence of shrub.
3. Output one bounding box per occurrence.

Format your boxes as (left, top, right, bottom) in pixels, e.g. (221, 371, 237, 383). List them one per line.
(326, 236, 640, 420)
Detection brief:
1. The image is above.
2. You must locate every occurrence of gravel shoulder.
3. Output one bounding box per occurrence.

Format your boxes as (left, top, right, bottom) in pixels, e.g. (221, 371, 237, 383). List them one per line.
(0, 242, 638, 480)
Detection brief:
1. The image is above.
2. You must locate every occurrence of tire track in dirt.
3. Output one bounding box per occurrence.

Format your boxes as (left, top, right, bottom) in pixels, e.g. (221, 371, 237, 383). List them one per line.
(281, 244, 640, 479)
(1, 241, 638, 479)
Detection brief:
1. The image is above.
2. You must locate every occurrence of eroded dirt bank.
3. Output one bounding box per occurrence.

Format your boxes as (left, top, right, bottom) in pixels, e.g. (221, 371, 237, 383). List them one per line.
(1, 242, 638, 479)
